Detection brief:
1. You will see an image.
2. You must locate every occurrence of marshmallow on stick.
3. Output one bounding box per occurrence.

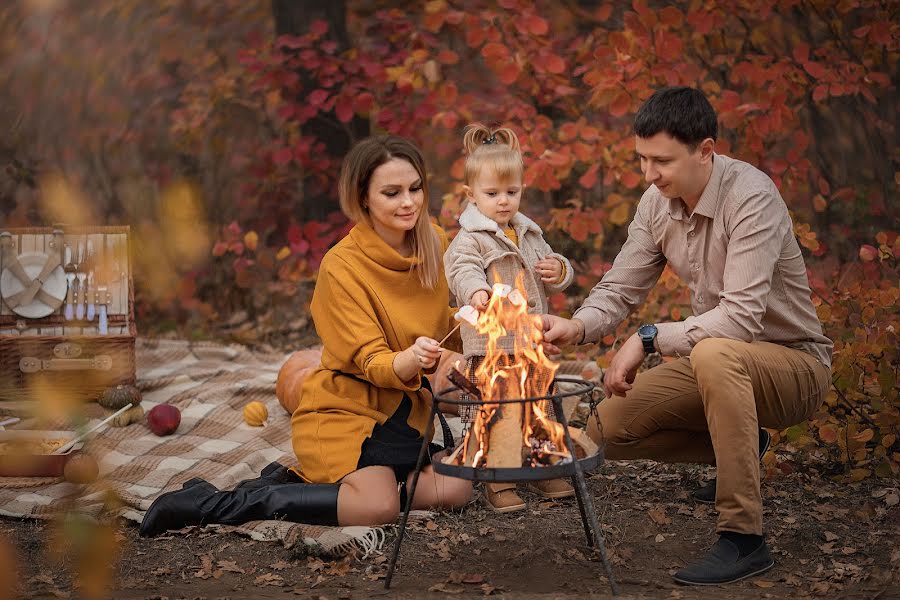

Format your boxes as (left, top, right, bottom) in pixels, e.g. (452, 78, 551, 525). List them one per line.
(491, 283, 513, 298)
(437, 305, 479, 347)
(507, 288, 525, 307)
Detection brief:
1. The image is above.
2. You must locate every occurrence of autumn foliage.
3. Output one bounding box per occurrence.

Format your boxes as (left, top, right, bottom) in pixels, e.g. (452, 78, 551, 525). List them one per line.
(0, 0, 897, 481)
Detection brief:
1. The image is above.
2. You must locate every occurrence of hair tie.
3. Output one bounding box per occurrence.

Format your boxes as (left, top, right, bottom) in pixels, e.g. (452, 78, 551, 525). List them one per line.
(482, 134, 497, 145)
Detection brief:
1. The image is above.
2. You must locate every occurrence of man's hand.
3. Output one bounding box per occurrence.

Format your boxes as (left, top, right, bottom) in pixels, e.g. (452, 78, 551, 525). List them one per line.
(540, 315, 583, 355)
(603, 333, 645, 398)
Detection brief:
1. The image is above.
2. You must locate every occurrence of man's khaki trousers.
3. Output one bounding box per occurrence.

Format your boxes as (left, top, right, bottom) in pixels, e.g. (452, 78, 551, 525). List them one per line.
(586, 338, 830, 535)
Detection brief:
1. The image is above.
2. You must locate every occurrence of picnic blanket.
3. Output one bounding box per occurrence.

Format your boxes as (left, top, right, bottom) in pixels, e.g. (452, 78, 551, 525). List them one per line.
(0, 338, 600, 557)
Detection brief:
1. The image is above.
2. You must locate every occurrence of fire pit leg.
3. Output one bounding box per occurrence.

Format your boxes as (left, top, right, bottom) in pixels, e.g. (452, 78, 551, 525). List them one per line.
(552, 398, 620, 596)
(384, 404, 436, 589)
(571, 474, 594, 547)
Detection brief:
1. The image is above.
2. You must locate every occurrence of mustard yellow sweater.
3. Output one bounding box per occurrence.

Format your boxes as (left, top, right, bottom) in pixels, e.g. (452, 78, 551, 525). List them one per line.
(291, 221, 459, 483)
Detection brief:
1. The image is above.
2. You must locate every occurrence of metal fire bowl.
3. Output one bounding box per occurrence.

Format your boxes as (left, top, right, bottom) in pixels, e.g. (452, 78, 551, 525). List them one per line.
(433, 376, 602, 483)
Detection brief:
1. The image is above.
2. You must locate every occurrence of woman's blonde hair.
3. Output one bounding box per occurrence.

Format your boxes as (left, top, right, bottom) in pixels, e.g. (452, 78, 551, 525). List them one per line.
(338, 135, 441, 289)
(462, 123, 524, 185)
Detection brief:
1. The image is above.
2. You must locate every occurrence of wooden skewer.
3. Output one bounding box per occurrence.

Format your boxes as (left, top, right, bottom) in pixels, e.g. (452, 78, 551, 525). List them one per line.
(53, 403, 133, 455)
(441, 441, 466, 465)
(437, 323, 461, 348)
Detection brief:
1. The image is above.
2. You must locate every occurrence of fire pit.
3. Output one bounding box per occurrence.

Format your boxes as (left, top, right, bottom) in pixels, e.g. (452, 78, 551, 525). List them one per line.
(432, 377, 603, 481)
(384, 283, 619, 594)
(383, 376, 619, 595)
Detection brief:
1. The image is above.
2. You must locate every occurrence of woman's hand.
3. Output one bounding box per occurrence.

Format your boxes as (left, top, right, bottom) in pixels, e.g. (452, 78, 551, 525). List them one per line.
(409, 336, 442, 370)
(535, 258, 563, 283)
(470, 290, 489, 311)
(394, 336, 443, 383)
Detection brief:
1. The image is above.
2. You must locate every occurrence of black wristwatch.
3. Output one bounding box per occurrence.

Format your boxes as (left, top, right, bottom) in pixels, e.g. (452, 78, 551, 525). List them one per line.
(638, 324, 658, 355)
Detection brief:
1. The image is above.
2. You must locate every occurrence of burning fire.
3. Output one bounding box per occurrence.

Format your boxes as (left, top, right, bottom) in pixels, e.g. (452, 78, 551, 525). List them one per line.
(455, 277, 570, 469)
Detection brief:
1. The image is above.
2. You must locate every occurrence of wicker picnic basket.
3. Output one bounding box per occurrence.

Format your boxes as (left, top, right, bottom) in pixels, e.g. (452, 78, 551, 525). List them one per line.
(0, 226, 135, 408)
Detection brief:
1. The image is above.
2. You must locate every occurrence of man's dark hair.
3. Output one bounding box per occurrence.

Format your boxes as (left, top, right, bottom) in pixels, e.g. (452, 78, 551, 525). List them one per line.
(633, 87, 718, 149)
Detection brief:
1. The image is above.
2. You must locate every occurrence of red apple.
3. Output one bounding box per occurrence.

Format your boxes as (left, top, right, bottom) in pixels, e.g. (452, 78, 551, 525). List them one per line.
(147, 404, 181, 436)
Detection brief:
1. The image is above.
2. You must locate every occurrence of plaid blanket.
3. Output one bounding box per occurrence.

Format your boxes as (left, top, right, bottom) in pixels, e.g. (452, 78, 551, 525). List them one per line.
(0, 339, 394, 557)
(0, 338, 600, 557)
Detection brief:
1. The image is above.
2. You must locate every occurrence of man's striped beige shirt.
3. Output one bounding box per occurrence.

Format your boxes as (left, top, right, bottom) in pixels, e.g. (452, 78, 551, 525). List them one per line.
(574, 153, 833, 368)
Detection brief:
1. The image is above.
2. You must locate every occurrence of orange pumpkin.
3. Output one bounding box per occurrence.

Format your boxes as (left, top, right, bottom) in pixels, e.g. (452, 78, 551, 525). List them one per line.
(243, 401, 269, 426)
(276, 347, 322, 415)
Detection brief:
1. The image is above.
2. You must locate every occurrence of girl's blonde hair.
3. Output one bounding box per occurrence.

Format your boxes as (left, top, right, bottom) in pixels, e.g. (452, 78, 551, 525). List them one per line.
(462, 123, 524, 185)
(339, 135, 441, 289)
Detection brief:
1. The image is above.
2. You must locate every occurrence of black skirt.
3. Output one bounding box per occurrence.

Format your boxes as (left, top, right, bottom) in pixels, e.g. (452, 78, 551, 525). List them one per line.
(356, 380, 451, 483)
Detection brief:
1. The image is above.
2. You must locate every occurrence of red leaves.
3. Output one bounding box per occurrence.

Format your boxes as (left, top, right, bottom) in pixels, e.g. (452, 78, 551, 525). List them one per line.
(858, 245, 878, 262)
(496, 62, 521, 85)
(481, 43, 508, 60)
(658, 6, 684, 28)
(436, 50, 459, 65)
(334, 96, 354, 123)
(272, 147, 293, 166)
(515, 14, 549, 36)
(578, 163, 599, 189)
(685, 9, 714, 34)
(609, 91, 631, 117)
(307, 89, 329, 107)
(802, 61, 827, 80)
(812, 84, 829, 102)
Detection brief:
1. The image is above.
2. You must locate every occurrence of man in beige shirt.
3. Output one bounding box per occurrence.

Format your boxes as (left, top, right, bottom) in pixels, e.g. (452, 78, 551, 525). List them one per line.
(543, 87, 832, 585)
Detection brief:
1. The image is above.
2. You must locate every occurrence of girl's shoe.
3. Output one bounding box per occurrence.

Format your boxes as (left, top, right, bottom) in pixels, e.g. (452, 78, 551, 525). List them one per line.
(484, 486, 526, 513)
(529, 478, 575, 499)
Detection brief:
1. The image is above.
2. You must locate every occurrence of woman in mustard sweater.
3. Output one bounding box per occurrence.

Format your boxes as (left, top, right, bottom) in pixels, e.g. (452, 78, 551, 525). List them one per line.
(141, 136, 471, 536)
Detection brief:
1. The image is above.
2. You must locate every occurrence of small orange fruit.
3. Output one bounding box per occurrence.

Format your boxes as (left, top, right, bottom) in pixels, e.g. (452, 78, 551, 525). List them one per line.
(64, 453, 99, 484)
(243, 401, 268, 427)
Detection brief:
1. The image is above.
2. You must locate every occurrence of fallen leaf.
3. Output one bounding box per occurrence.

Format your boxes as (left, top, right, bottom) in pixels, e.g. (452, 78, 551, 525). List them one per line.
(824, 531, 839, 542)
(326, 560, 351, 576)
(194, 554, 217, 580)
(655, 534, 665, 543)
(884, 493, 899, 507)
(480, 582, 498, 595)
(307, 558, 325, 572)
(754, 580, 775, 588)
(254, 572, 284, 586)
(218, 560, 245, 574)
(271, 559, 291, 571)
(648, 506, 672, 526)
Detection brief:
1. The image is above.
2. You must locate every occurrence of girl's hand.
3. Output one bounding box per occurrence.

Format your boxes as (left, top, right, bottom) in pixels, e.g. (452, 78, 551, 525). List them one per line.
(470, 290, 489, 311)
(408, 336, 442, 371)
(535, 258, 563, 283)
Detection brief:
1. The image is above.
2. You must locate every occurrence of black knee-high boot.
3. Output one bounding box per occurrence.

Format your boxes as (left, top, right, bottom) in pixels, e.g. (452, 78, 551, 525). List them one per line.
(234, 462, 295, 490)
(139, 478, 340, 537)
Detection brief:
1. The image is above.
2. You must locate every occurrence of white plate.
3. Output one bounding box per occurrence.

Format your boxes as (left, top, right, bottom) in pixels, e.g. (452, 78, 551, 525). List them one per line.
(0, 251, 67, 318)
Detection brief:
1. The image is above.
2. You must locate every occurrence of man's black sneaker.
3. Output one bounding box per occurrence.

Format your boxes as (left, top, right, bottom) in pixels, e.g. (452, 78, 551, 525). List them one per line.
(673, 535, 774, 585)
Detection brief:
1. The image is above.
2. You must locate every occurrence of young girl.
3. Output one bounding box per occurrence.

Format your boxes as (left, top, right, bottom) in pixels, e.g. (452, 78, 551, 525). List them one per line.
(444, 124, 575, 513)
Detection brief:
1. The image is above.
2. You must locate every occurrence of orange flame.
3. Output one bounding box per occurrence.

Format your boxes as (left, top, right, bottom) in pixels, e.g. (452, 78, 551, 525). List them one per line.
(460, 273, 567, 468)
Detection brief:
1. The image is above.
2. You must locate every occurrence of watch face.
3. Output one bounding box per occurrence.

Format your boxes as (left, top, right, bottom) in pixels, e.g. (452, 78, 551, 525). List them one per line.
(639, 324, 657, 338)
